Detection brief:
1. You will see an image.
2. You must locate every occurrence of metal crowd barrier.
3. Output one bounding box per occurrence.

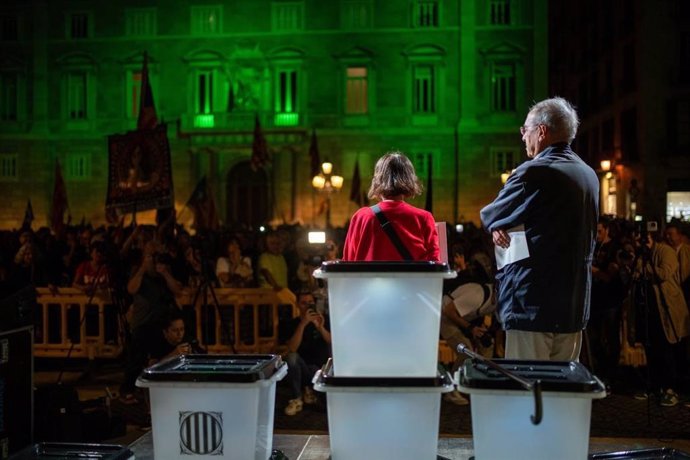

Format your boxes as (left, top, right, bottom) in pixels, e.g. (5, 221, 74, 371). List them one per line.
(35, 287, 614, 367)
(176, 287, 299, 354)
(33, 287, 299, 359)
(34, 287, 123, 359)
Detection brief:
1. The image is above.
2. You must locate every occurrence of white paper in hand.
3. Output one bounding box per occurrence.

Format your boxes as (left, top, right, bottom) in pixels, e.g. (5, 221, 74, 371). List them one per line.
(494, 224, 530, 270)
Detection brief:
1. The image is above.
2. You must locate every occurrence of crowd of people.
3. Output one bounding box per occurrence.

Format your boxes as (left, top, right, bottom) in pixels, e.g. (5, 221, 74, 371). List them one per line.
(3, 96, 690, 418)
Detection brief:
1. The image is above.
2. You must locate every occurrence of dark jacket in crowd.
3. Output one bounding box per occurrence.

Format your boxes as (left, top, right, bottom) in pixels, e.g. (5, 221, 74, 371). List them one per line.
(480, 143, 599, 333)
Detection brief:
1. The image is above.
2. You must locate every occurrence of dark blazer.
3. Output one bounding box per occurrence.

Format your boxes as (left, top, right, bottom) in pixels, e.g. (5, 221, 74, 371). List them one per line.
(480, 143, 599, 333)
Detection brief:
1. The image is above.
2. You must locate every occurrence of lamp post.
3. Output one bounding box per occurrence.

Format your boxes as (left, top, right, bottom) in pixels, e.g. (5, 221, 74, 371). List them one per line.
(312, 161, 344, 228)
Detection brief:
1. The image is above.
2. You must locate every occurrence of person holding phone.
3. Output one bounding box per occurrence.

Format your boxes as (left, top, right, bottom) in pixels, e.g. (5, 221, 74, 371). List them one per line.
(279, 291, 331, 416)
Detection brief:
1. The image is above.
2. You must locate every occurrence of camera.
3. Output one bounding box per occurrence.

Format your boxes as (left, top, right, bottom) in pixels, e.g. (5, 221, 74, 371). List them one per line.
(634, 219, 658, 241)
(305, 255, 325, 266)
(478, 333, 493, 349)
(153, 252, 173, 266)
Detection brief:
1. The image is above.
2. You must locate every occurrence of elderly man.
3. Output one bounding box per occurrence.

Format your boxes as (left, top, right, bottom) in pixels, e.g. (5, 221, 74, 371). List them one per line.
(480, 97, 599, 360)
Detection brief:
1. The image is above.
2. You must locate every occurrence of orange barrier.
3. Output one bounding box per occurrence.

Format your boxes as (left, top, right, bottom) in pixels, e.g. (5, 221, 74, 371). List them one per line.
(33, 287, 299, 359)
(33, 286, 466, 364)
(34, 287, 123, 359)
(177, 287, 298, 354)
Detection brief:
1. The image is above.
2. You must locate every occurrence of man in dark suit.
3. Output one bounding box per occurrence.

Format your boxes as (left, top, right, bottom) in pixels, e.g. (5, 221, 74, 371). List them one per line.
(480, 97, 599, 360)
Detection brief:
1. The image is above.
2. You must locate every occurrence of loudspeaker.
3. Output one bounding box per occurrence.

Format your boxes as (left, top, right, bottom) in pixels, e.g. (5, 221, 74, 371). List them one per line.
(0, 326, 33, 459)
(33, 384, 82, 443)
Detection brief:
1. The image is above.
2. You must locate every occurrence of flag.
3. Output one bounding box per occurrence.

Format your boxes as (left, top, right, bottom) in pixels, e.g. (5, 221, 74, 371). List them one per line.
(309, 129, 321, 177)
(185, 176, 219, 231)
(137, 51, 157, 130)
(424, 154, 433, 212)
(250, 115, 270, 171)
(50, 160, 69, 233)
(349, 158, 364, 207)
(105, 124, 174, 215)
(21, 199, 34, 230)
(105, 206, 119, 224)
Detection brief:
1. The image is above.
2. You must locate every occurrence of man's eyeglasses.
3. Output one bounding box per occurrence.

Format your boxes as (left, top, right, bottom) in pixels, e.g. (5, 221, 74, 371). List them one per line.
(520, 124, 543, 135)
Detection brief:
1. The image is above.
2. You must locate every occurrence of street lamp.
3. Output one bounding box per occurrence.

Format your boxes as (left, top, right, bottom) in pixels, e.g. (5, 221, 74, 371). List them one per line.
(312, 161, 344, 228)
(500, 169, 515, 184)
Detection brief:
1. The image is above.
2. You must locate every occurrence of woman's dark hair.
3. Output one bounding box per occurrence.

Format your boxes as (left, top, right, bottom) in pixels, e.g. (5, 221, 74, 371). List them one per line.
(367, 151, 423, 200)
(161, 309, 185, 330)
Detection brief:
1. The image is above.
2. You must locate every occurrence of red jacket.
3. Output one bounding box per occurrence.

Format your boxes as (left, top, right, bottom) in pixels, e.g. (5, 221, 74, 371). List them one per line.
(343, 201, 439, 261)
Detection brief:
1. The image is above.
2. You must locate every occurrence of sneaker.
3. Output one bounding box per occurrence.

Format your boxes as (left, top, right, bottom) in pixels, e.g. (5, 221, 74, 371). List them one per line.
(660, 389, 679, 407)
(633, 392, 649, 401)
(284, 398, 303, 416)
(303, 387, 318, 405)
(444, 390, 469, 406)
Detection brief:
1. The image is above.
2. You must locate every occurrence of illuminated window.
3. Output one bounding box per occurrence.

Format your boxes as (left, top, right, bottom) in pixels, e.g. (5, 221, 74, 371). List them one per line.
(272, 2, 303, 31)
(1, 72, 18, 121)
(191, 6, 222, 34)
(491, 62, 516, 112)
(1, 15, 18, 41)
(0, 154, 17, 181)
(345, 67, 368, 114)
(69, 13, 89, 39)
(414, 1, 438, 28)
(342, 1, 371, 29)
(196, 70, 215, 114)
(275, 69, 299, 126)
(67, 153, 91, 180)
(489, 0, 511, 25)
(667, 191, 690, 221)
(490, 149, 518, 177)
(67, 72, 87, 120)
(125, 8, 156, 36)
(413, 65, 436, 114)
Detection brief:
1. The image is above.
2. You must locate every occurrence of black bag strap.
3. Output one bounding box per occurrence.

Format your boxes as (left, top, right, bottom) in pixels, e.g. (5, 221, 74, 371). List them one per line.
(371, 204, 413, 261)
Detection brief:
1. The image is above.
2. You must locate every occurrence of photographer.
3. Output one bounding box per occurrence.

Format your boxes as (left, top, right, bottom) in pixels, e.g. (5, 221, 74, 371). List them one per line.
(439, 243, 495, 406)
(632, 228, 690, 407)
(119, 239, 184, 404)
(148, 311, 205, 366)
(279, 291, 331, 416)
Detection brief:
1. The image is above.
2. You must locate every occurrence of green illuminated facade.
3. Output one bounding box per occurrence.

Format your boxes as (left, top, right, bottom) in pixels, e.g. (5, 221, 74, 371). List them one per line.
(0, 0, 547, 229)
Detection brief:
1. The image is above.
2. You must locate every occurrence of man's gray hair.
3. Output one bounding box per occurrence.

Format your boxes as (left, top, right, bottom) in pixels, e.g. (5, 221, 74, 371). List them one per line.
(529, 97, 580, 143)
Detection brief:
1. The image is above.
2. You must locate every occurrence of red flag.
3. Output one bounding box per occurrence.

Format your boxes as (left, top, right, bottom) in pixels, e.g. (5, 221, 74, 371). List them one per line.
(137, 51, 157, 130)
(21, 199, 34, 230)
(349, 158, 364, 207)
(309, 129, 321, 177)
(186, 176, 219, 231)
(50, 160, 69, 232)
(250, 115, 270, 171)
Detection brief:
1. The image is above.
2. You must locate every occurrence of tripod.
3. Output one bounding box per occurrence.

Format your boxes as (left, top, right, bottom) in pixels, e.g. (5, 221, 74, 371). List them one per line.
(189, 240, 236, 354)
(630, 242, 681, 422)
(57, 261, 124, 384)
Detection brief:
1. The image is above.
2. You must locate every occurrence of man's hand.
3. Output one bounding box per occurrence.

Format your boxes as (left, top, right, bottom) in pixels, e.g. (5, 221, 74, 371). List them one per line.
(492, 229, 511, 249)
(470, 325, 488, 339)
(174, 342, 192, 355)
(309, 311, 325, 328)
